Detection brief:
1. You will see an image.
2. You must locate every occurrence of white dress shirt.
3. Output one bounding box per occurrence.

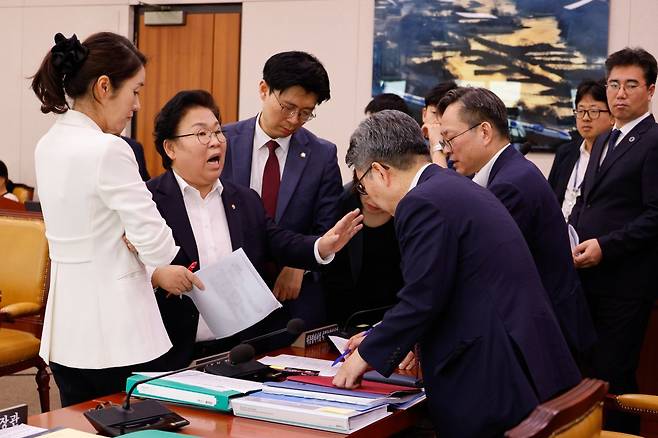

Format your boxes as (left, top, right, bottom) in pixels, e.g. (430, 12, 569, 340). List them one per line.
(561, 141, 590, 220)
(172, 171, 233, 342)
(409, 163, 433, 191)
(250, 113, 291, 196)
(599, 111, 651, 165)
(472, 144, 510, 188)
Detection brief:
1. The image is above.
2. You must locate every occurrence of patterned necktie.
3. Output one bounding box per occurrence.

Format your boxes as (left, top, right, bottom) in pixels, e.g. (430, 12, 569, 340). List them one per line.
(261, 140, 280, 218)
(600, 128, 622, 169)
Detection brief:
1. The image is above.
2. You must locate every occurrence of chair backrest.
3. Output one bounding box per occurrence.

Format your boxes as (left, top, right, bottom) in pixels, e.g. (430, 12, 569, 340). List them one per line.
(0, 209, 49, 317)
(0, 197, 26, 211)
(11, 183, 35, 203)
(505, 379, 609, 438)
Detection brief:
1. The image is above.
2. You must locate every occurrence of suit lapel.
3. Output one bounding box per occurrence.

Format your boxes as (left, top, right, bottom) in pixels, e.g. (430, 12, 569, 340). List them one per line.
(220, 180, 243, 251)
(156, 171, 199, 263)
(487, 146, 516, 186)
(557, 145, 581, 203)
(589, 116, 655, 198)
(583, 132, 607, 200)
(229, 117, 256, 188)
(276, 130, 310, 221)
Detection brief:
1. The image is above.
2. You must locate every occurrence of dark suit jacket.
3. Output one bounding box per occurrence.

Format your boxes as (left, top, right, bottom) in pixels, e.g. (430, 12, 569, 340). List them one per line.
(147, 170, 319, 369)
(488, 146, 596, 354)
(322, 183, 402, 326)
(548, 140, 582, 206)
(121, 136, 151, 182)
(358, 165, 580, 438)
(222, 117, 343, 327)
(570, 114, 658, 299)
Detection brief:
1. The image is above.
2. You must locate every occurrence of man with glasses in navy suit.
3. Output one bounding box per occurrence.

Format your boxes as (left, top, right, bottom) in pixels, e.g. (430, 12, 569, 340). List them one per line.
(222, 52, 342, 333)
(570, 47, 658, 434)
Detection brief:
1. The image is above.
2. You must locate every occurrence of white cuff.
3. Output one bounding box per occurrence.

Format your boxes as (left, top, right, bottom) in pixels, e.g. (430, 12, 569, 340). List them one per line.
(314, 238, 334, 265)
(146, 265, 157, 289)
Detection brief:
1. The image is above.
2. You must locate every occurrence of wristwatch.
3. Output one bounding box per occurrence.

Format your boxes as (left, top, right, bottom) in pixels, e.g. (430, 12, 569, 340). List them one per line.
(432, 143, 444, 153)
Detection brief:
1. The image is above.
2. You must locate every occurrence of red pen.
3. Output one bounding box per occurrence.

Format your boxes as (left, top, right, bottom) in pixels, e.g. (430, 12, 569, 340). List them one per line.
(167, 261, 198, 299)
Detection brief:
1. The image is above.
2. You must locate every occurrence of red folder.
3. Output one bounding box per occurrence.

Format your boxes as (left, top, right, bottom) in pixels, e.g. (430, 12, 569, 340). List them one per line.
(288, 375, 420, 396)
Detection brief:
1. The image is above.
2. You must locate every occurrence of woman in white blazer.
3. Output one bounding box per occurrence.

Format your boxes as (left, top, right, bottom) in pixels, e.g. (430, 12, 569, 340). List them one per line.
(31, 32, 189, 406)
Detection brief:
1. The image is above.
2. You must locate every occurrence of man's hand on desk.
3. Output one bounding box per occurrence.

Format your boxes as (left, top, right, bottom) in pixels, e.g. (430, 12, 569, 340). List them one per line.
(332, 348, 369, 389)
(152, 265, 205, 295)
(317, 208, 364, 259)
(398, 351, 417, 370)
(273, 266, 304, 301)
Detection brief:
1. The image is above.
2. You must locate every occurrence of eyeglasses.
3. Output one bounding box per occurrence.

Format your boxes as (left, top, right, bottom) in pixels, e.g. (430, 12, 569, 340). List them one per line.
(439, 123, 481, 153)
(273, 92, 316, 122)
(171, 129, 226, 146)
(354, 162, 389, 196)
(573, 109, 610, 120)
(606, 80, 647, 94)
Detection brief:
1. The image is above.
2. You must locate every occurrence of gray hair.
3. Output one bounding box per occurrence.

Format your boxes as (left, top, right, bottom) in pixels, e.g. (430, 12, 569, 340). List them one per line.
(346, 110, 429, 170)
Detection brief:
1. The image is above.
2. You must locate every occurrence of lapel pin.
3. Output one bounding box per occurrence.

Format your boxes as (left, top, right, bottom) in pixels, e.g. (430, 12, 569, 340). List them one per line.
(231, 204, 236, 210)
(629, 136, 636, 143)
(300, 152, 306, 158)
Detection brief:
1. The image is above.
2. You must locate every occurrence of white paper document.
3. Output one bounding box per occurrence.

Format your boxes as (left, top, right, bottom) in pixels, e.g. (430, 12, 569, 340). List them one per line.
(328, 335, 350, 354)
(259, 354, 342, 376)
(135, 370, 263, 393)
(186, 248, 281, 338)
(0, 424, 47, 438)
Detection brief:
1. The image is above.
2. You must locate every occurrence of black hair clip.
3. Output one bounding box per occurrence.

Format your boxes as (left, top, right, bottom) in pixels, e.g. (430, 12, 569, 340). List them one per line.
(51, 32, 89, 76)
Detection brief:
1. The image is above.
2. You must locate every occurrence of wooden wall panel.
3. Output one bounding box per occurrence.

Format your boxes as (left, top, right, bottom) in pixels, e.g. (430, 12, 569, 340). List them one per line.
(212, 12, 241, 124)
(136, 13, 217, 178)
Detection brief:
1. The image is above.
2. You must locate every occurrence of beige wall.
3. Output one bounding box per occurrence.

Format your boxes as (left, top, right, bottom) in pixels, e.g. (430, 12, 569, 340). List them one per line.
(2, 0, 656, 187)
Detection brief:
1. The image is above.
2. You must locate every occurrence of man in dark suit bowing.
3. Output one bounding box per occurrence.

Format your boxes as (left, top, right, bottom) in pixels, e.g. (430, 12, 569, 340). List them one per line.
(144, 90, 361, 370)
(569, 47, 658, 434)
(333, 110, 580, 438)
(222, 51, 343, 330)
(437, 86, 596, 357)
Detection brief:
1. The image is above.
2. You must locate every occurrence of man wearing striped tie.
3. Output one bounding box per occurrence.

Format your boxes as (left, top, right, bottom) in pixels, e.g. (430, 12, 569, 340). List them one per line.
(570, 47, 658, 435)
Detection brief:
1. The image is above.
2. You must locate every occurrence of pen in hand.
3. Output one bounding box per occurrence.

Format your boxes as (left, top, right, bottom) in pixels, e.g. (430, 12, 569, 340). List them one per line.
(332, 327, 373, 366)
(166, 261, 198, 299)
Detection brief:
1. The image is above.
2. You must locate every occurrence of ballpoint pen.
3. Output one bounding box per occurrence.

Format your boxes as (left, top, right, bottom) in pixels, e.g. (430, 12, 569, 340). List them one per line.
(332, 327, 373, 366)
(167, 261, 198, 299)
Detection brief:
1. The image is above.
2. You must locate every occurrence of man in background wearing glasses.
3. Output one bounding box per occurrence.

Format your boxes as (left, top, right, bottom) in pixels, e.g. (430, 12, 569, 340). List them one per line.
(436, 87, 595, 359)
(569, 47, 658, 434)
(334, 110, 580, 437)
(222, 51, 342, 337)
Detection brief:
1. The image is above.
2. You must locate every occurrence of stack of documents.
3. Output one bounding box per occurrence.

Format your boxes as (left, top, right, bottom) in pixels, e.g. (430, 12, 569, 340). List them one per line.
(230, 373, 425, 432)
(126, 370, 263, 412)
(230, 391, 390, 433)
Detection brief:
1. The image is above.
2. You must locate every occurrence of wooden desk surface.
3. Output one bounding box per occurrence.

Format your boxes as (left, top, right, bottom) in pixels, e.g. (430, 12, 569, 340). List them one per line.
(28, 344, 423, 437)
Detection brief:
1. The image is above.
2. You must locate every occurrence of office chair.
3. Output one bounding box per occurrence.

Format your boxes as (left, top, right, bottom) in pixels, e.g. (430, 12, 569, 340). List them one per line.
(0, 209, 51, 412)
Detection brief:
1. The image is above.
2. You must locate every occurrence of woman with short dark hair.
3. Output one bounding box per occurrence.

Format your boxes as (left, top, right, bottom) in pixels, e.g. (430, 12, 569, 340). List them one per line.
(31, 32, 180, 406)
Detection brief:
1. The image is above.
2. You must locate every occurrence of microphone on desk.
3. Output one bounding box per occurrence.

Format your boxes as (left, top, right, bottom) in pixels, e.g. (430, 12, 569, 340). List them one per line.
(204, 318, 306, 380)
(84, 354, 228, 437)
(337, 305, 393, 338)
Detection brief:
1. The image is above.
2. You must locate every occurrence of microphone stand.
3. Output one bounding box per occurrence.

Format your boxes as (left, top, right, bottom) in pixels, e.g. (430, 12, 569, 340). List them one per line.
(84, 354, 229, 436)
(338, 305, 393, 338)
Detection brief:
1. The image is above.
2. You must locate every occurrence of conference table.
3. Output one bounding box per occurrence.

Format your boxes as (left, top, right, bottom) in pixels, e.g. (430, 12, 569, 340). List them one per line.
(28, 343, 426, 437)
